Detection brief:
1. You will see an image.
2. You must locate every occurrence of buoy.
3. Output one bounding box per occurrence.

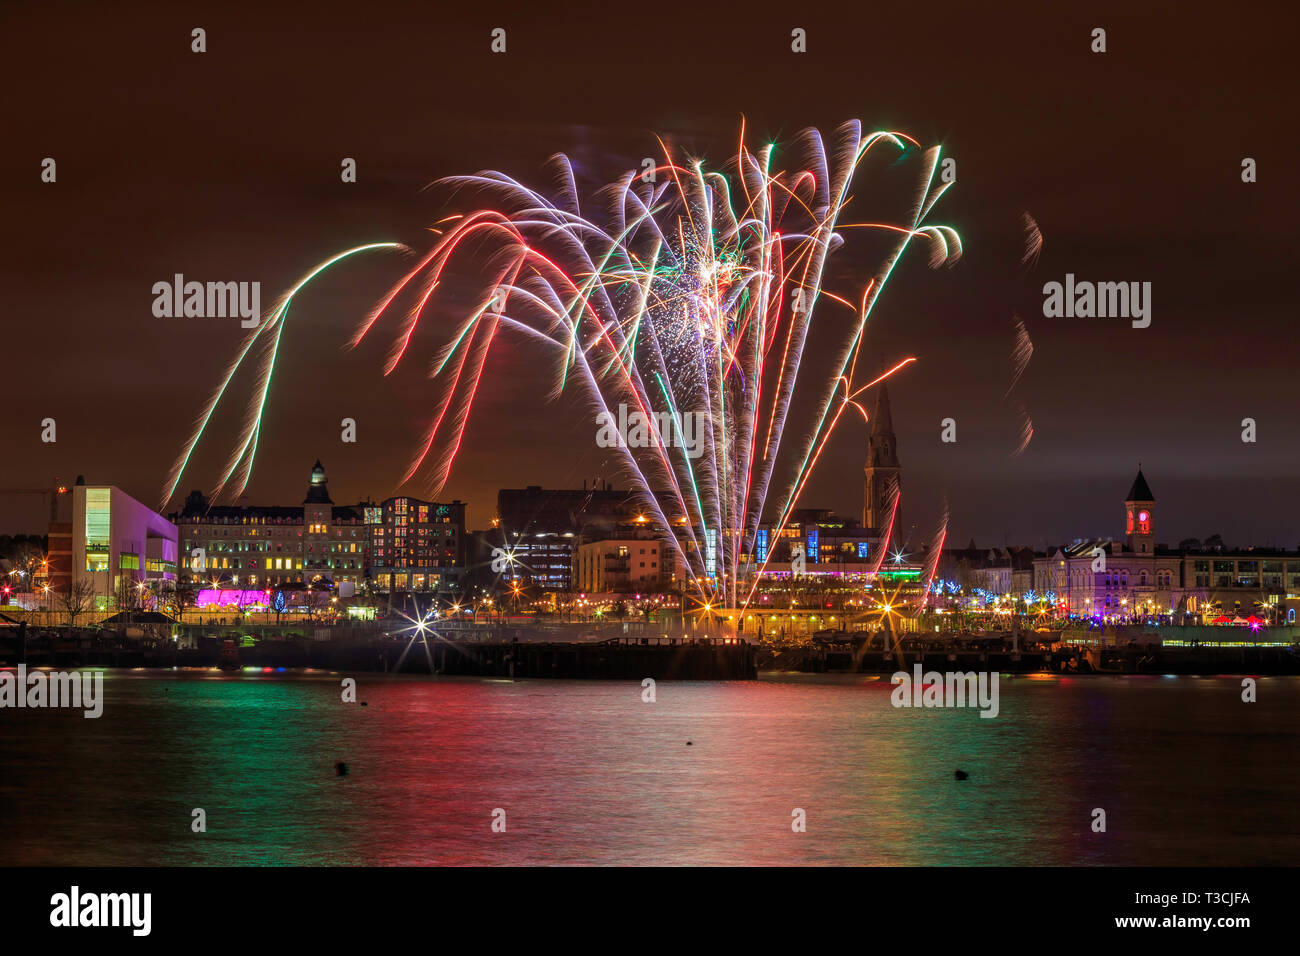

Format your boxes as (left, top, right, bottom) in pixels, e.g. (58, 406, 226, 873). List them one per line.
(360, 702, 368, 707)
(686, 741, 693, 746)
(335, 761, 349, 776)
(954, 769, 968, 780)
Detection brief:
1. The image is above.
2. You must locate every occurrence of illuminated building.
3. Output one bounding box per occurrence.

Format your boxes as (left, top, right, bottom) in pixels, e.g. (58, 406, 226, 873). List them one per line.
(574, 536, 664, 594)
(495, 482, 640, 592)
(172, 460, 366, 595)
(366, 496, 466, 597)
(71, 477, 179, 608)
(941, 544, 1036, 596)
(752, 509, 891, 578)
(1033, 468, 1300, 623)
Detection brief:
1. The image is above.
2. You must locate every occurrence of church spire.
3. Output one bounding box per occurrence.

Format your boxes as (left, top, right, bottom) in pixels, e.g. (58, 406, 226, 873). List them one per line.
(868, 382, 898, 467)
(864, 382, 901, 530)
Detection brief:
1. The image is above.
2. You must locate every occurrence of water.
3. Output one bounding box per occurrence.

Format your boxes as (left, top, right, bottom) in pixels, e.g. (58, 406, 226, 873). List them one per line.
(2, 670, 1297, 865)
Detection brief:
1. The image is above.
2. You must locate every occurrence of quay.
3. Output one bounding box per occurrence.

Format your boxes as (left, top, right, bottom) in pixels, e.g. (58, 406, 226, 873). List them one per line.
(766, 632, 1300, 675)
(2, 620, 1297, 677)
(764, 645, 1300, 675)
(0, 622, 758, 680)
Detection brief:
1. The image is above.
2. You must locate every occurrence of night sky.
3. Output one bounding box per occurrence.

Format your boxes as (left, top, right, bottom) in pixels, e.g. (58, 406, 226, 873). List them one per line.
(2, 0, 1295, 549)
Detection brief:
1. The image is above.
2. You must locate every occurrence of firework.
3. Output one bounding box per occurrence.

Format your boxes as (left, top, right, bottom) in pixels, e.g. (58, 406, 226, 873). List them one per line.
(1020, 211, 1042, 270)
(355, 121, 960, 608)
(1012, 401, 1034, 457)
(914, 498, 949, 611)
(1005, 315, 1033, 398)
(1006, 214, 1039, 456)
(162, 243, 403, 508)
(866, 474, 902, 574)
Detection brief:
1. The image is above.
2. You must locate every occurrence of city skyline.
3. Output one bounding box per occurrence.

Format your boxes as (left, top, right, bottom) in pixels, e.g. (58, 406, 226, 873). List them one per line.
(3, 0, 1298, 897)
(6, 456, 1295, 556)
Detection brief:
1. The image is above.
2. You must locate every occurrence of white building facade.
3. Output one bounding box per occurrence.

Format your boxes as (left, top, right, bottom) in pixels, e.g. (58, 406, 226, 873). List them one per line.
(72, 481, 179, 608)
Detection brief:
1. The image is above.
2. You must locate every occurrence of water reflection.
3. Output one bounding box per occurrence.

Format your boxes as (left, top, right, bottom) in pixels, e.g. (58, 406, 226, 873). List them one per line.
(1, 671, 1296, 865)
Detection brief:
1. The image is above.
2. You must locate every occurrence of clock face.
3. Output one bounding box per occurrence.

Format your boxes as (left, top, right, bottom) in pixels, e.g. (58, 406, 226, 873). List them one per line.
(1138, 511, 1149, 522)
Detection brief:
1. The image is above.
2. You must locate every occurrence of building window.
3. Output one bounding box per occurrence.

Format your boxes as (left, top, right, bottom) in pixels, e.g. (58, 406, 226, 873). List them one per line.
(85, 488, 111, 571)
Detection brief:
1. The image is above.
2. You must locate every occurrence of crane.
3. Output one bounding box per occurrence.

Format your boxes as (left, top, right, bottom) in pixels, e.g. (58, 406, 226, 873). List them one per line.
(0, 481, 70, 523)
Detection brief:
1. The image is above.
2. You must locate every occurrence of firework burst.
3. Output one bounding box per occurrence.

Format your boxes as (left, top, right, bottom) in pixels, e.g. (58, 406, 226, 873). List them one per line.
(356, 120, 961, 608)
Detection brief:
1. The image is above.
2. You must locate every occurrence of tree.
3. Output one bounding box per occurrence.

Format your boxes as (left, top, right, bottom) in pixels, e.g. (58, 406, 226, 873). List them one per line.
(157, 579, 196, 622)
(305, 578, 332, 621)
(156, 583, 177, 618)
(12, 543, 45, 591)
(0, 534, 47, 569)
(116, 574, 144, 612)
(58, 579, 97, 627)
(174, 577, 198, 622)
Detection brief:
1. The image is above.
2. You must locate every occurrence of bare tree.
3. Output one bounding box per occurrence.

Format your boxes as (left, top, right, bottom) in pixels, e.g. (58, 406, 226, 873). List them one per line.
(58, 579, 97, 627)
(176, 578, 197, 622)
(116, 574, 143, 613)
(156, 583, 177, 619)
(12, 543, 45, 591)
(156, 580, 191, 623)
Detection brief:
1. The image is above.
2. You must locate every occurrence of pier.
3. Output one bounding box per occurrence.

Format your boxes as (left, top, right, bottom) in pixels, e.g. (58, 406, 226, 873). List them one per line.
(3, 619, 1296, 677)
(763, 636, 1300, 675)
(0, 622, 758, 680)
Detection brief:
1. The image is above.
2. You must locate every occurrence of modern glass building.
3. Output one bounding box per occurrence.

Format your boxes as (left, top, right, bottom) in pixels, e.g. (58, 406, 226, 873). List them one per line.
(71, 479, 179, 608)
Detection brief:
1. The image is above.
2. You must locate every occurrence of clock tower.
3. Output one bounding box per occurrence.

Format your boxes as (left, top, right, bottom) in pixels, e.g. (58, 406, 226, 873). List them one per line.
(1124, 466, 1155, 554)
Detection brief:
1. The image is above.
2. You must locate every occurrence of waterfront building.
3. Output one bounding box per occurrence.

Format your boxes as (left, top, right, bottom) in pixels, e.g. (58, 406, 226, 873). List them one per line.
(941, 544, 1036, 596)
(574, 535, 665, 594)
(1032, 468, 1300, 623)
(490, 388, 915, 596)
(72, 477, 179, 608)
(752, 509, 893, 578)
(495, 482, 641, 592)
(172, 460, 366, 595)
(365, 496, 467, 597)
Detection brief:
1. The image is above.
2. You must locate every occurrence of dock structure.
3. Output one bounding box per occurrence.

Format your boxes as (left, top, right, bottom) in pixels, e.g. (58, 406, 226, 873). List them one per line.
(0, 622, 758, 680)
(763, 642, 1300, 675)
(379, 636, 757, 680)
(4, 620, 1296, 676)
